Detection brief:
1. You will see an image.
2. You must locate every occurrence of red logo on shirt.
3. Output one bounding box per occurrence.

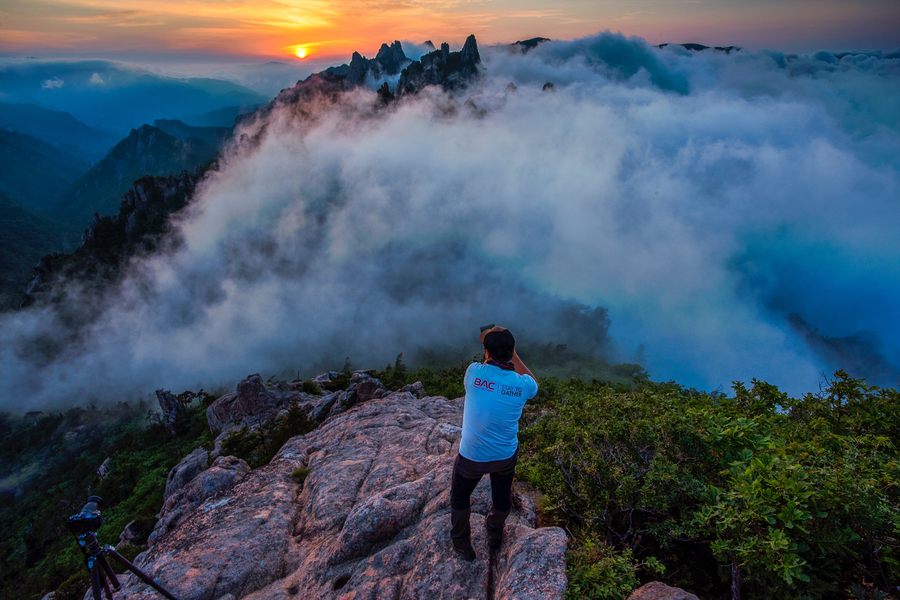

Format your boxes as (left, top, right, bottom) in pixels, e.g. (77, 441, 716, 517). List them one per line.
(473, 378, 496, 392)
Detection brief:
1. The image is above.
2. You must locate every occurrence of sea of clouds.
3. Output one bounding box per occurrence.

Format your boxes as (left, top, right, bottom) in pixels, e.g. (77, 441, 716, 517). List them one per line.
(2, 32, 898, 411)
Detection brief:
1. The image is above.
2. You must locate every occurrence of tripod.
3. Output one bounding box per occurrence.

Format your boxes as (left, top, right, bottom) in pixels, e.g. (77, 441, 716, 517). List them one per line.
(69, 496, 181, 600)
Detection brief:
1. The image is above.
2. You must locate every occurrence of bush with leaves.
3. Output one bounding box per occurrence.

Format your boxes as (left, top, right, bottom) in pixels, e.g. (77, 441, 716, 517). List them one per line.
(0, 392, 217, 600)
(221, 403, 317, 469)
(519, 372, 899, 599)
(564, 530, 665, 600)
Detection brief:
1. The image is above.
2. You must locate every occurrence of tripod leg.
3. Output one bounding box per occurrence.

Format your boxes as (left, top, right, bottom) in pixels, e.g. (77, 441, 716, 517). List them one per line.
(98, 553, 122, 591)
(105, 547, 182, 600)
(98, 566, 115, 600)
(89, 565, 104, 600)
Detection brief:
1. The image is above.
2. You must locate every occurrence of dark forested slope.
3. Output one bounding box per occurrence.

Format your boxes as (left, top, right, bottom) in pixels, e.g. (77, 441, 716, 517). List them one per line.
(0, 128, 89, 213)
(0, 193, 80, 311)
(51, 125, 217, 228)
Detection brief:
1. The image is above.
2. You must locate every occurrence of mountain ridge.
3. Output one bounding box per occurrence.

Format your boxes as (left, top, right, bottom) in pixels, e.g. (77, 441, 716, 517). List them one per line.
(0, 127, 90, 212)
(51, 124, 217, 227)
(0, 102, 120, 162)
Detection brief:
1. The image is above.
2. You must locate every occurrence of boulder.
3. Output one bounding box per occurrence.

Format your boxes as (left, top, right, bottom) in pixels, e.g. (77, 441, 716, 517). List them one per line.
(114, 386, 568, 600)
(400, 381, 426, 399)
(206, 373, 307, 435)
(312, 371, 340, 385)
(117, 520, 141, 548)
(307, 371, 389, 422)
(163, 447, 208, 501)
(97, 457, 111, 480)
(627, 582, 701, 600)
(149, 454, 251, 547)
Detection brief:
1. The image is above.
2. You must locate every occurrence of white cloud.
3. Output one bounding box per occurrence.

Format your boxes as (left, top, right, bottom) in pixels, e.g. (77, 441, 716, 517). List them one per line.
(40, 77, 64, 89)
(2, 33, 898, 411)
(89, 72, 104, 84)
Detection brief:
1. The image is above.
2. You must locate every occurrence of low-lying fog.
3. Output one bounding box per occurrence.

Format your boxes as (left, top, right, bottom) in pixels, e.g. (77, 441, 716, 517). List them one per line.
(3, 33, 898, 411)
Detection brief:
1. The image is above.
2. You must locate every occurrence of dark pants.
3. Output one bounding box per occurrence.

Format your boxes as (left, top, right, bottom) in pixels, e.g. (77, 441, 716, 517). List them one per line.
(449, 449, 517, 550)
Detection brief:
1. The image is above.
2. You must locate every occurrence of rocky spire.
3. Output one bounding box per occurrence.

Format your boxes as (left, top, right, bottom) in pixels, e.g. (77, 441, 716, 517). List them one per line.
(347, 51, 370, 86)
(396, 35, 483, 97)
(375, 40, 407, 75)
(461, 34, 480, 66)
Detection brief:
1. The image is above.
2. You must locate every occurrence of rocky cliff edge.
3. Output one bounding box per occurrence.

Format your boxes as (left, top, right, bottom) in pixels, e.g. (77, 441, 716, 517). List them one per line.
(113, 372, 568, 600)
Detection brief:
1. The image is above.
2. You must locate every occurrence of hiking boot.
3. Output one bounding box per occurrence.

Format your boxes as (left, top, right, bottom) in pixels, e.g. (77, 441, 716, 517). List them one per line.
(450, 507, 477, 560)
(452, 542, 477, 561)
(486, 508, 510, 550)
(487, 532, 502, 550)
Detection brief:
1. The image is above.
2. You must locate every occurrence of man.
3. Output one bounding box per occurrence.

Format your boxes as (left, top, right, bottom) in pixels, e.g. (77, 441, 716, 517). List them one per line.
(450, 325, 538, 561)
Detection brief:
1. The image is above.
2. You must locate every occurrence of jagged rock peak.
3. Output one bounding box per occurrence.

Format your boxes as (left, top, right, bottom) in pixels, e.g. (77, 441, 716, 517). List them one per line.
(375, 40, 407, 75)
(242, 35, 480, 127)
(461, 34, 480, 65)
(396, 34, 483, 97)
(344, 42, 410, 87)
(508, 37, 550, 54)
(347, 51, 369, 86)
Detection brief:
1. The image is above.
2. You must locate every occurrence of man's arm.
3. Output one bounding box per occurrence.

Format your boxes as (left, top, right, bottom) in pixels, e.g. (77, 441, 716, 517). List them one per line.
(511, 349, 536, 383)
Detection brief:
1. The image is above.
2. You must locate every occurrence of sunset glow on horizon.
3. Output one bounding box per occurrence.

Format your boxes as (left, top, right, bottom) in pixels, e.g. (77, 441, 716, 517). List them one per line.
(287, 44, 311, 60)
(2, 0, 898, 65)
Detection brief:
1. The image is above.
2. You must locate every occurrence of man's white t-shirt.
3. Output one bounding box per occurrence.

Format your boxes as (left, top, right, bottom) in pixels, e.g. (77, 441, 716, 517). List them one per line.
(459, 362, 539, 462)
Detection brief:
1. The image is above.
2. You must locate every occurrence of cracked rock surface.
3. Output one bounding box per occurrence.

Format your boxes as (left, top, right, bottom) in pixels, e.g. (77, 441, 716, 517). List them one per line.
(115, 382, 567, 600)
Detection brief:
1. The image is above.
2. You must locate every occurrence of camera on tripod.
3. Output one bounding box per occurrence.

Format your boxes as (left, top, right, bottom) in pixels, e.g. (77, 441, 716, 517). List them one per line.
(67, 495, 180, 600)
(67, 495, 104, 535)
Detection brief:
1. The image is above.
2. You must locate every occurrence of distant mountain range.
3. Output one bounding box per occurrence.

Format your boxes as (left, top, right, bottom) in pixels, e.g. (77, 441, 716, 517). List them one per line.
(0, 105, 236, 308)
(0, 102, 120, 162)
(0, 60, 270, 133)
(51, 123, 222, 227)
(152, 119, 232, 148)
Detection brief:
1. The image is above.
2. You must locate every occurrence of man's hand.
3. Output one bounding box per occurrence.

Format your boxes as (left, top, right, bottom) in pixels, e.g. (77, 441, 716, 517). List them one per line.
(479, 325, 507, 343)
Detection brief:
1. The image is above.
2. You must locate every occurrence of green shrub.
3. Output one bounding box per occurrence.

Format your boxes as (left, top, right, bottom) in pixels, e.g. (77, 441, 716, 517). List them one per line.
(320, 372, 352, 392)
(519, 373, 900, 599)
(221, 403, 317, 469)
(564, 533, 641, 600)
(292, 467, 310, 484)
(52, 572, 89, 600)
(302, 379, 324, 395)
(0, 392, 216, 600)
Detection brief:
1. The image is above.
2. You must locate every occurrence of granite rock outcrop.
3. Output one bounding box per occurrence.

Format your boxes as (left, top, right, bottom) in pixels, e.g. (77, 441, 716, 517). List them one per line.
(626, 582, 701, 600)
(156, 389, 186, 436)
(205, 373, 304, 436)
(112, 374, 568, 600)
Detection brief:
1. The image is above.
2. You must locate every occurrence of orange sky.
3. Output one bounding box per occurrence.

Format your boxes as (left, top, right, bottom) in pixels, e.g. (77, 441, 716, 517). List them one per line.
(2, 0, 899, 61)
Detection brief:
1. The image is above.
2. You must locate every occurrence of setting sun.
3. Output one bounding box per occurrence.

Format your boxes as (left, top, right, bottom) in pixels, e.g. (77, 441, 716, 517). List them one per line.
(294, 46, 308, 59)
